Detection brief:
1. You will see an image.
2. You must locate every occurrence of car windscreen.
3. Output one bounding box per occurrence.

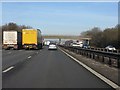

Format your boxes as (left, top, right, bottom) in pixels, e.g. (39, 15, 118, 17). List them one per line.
(49, 43, 56, 45)
(108, 46, 113, 48)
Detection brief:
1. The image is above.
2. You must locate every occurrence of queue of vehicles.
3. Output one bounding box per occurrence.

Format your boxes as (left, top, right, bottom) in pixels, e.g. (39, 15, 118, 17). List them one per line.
(43, 40, 57, 50)
(64, 40, 90, 49)
(2, 30, 116, 51)
(64, 40, 117, 51)
(2, 29, 43, 50)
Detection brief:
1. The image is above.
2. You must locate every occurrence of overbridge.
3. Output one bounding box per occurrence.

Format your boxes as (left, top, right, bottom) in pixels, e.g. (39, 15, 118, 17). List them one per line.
(43, 35, 91, 40)
(43, 35, 91, 43)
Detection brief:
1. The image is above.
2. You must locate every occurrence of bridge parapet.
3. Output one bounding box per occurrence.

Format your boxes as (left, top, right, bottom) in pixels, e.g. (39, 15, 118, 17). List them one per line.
(43, 35, 91, 40)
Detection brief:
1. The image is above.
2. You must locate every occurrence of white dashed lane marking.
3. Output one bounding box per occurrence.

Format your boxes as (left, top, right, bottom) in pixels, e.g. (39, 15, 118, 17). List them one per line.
(28, 56, 32, 59)
(3, 66, 14, 73)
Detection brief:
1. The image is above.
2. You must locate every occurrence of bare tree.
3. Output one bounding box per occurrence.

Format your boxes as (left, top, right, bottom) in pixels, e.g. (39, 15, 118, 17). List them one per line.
(81, 26, 119, 49)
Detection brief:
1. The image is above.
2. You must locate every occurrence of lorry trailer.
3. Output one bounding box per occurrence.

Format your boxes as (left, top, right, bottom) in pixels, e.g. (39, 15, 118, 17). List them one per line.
(22, 29, 43, 49)
(3, 31, 22, 50)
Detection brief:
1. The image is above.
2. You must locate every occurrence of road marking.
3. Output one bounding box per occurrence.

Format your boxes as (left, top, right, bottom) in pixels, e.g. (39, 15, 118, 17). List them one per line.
(2, 66, 14, 73)
(59, 47, 120, 89)
(28, 56, 31, 59)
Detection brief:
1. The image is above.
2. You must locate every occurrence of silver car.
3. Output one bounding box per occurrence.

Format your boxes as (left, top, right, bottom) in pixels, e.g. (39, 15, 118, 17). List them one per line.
(105, 45, 116, 50)
(48, 44, 57, 50)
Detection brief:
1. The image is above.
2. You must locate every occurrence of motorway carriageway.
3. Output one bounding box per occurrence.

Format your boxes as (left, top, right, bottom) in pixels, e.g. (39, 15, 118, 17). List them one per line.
(2, 46, 115, 88)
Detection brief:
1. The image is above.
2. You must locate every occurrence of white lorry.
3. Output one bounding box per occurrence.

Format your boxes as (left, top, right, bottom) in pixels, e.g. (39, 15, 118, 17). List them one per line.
(3, 31, 22, 50)
(44, 41, 50, 46)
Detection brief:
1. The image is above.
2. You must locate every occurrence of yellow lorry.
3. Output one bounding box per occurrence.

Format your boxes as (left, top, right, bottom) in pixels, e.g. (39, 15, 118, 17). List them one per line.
(22, 29, 43, 49)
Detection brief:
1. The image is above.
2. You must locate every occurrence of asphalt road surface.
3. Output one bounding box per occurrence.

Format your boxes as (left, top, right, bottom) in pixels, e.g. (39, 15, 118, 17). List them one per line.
(2, 49, 38, 70)
(2, 46, 114, 88)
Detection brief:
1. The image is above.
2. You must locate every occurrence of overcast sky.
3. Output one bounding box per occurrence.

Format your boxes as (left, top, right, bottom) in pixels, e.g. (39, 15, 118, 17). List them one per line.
(2, 2, 118, 35)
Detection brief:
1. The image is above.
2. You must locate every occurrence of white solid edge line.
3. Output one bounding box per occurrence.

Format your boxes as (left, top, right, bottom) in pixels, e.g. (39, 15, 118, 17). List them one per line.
(58, 47, 120, 89)
(2, 66, 14, 73)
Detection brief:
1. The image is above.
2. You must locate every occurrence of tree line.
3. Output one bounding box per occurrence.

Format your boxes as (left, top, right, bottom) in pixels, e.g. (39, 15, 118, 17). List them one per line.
(1, 22, 33, 32)
(81, 25, 120, 49)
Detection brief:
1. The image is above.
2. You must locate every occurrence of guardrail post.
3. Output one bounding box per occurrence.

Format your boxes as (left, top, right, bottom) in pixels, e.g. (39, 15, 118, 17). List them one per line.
(81, 51, 83, 55)
(83, 52, 85, 56)
(86, 52, 88, 57)
(93, 54, 95, 59)
(82, 51, 83, 55)
(102, 56, 104, 63)
(107, 49, 109, 52)
(76, 49, 79, 54)
(91, 53, 95, 59)
(96, 55, 99, 61)
(108, 58, 112, 67)
(80, 51, 82, 55)
(71, 48, 73, 52)
(89, 53, 91, 58)
(117, 59, 120, 68)
(117, 50, 119, 53)
(75, 48, 77, 53)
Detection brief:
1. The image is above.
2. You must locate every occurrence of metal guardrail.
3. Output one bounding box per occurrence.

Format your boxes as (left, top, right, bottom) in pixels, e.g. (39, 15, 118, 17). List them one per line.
(87, 47, 120, 53)
(59, 45, 120, 68)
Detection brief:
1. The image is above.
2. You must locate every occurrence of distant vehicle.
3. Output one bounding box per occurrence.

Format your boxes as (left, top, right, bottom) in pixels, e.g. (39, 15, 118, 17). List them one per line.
(22, 29, 43, 49)
(105, 45, 116, 50)
(3, 31, 22, 50)
(71, 43, 80, 47)
(83, 45, 89, 49)
(71, 42, 83, 47)
(65, 40, 73, 46)
(44, 41, 50, 46)
(48, 43, 57, 50)
(82, 44, 90, 49)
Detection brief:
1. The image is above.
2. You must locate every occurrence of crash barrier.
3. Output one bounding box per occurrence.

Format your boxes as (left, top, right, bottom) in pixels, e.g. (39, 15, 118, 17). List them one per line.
(87, 47, 120, 53)
(59, 45, 120, 68)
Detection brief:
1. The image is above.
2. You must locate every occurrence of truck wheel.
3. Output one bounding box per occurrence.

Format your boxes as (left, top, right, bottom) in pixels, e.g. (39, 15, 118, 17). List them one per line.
(25, 48, 28, 50)
(14, 47, 18, 50)
(5, 47, 10, 50)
